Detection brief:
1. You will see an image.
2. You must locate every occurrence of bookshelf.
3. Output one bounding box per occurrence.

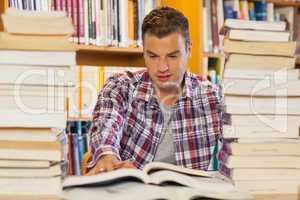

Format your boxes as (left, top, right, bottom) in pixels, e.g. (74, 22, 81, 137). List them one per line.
(202, 0, 300, 82)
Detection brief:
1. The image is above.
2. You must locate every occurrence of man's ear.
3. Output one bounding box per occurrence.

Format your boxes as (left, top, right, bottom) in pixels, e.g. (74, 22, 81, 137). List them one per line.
(186, 42, 192, 57)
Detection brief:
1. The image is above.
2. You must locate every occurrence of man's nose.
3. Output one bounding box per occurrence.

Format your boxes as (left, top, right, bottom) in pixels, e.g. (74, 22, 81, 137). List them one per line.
(158, 57, 169, 72)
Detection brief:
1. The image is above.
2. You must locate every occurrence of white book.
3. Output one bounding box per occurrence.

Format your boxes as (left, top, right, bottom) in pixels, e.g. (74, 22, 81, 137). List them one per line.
(0, 127, 59, 142)
(224, 19, 286, 31)
(225, 54, 296, 70)
(221, 167, 300, 181)
(223, 115, 300, 138)
(118, 0, 128, 47)
(0, 65, 76, 86)
(0, 110, 67, 128)
(223, 78, 300, 97)
(0, 95, 66, 113)
(228, 29, 290, 42)
(223, 68, 299, 80)
(0, 176, 61, 196)
(0, 84, 70, 97)
(0, 164, 61, 177)
(235, 180, 300, 194)
(221, 155, 300, 169)
(0, 159, 51, 168)
(0, 51, 76, 66)
(0, 140, 61, 161)
(225, 95, 300, 115)
(63, 162, 243, 196)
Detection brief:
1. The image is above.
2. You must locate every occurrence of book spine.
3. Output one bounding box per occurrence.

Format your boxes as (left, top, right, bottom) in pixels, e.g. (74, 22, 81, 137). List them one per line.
(61, 0, 66, 12)
(92, 0, 97, 45)
(72, 133, 81, 176)
(55, 0, 61, 10)
(88, 0, 93, 44)
(210, 0, 219, 53)
(84, 0, 89, 45)
(72, 0, 79, 43)
(254, 0, 267, 21)
(78, 0, 85, 44)
(95, 0, 101, 46)
(248, 0, 256, 20)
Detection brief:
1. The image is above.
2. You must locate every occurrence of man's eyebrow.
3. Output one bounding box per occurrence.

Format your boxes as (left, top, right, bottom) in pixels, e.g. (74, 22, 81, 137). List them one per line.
(167, 50, 180, 55)
(145, 50, 159, 56)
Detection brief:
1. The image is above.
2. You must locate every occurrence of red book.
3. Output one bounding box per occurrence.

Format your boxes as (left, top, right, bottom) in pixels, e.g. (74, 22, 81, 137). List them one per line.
(210, 0, 219, 52)
(78, 0, 85, 44)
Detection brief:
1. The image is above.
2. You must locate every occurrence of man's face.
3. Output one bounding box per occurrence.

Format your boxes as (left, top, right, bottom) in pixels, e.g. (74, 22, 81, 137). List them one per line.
(143, 32, 191, 95)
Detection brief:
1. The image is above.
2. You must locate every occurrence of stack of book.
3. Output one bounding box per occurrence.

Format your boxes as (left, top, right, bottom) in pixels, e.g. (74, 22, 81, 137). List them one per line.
(0, 8, 75, 197)
(219, 19, 300, 194)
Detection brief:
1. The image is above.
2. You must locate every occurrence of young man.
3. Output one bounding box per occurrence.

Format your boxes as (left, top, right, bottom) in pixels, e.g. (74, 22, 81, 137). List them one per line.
(86, 7, 224, 175)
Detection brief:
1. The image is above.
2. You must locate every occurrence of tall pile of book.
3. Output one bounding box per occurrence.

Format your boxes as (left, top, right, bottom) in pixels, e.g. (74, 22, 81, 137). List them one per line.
(0, 8, 75, 197)
(219, 19, 300, 194)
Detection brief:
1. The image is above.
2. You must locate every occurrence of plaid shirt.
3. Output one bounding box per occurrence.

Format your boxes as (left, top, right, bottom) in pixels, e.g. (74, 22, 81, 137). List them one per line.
(88, 70, 224, 170)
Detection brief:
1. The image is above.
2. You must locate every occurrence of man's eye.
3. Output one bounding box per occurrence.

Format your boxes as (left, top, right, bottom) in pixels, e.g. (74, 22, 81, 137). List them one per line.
(169, 55, 178, 58)
(149, 55, 158, 58)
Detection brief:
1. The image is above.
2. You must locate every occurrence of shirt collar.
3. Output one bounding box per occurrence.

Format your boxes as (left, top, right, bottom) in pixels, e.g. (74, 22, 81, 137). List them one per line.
(133, 71, 194, 102)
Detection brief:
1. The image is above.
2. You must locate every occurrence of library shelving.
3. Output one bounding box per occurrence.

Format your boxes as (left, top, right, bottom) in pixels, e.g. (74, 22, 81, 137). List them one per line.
(0, 0, 204, 73)
(202, 0, 300, 82)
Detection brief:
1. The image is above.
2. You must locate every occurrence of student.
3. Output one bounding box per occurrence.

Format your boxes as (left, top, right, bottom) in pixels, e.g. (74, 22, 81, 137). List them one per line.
(86, 6, 224, 175)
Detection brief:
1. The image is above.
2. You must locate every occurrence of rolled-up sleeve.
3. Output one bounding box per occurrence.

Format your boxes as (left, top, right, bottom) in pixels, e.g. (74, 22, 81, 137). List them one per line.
(87, 75, 127, 169)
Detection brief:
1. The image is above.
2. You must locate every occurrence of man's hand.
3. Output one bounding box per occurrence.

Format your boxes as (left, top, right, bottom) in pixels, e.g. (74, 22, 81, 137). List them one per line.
(86, 154, 135, 176)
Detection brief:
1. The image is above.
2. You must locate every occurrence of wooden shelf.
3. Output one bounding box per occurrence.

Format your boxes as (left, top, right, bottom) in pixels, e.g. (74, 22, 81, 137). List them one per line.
(76, 45, 145, 67)
(266, 0, 300, 7)
(203, 52, 224, 59)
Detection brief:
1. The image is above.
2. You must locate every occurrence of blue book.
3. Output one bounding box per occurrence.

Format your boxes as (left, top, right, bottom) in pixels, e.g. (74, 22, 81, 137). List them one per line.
(72, 133, 81, 176)
(254, 1, 267, 21)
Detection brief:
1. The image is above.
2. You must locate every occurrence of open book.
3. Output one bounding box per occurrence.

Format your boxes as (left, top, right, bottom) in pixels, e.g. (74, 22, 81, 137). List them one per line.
(63, 162, 252, 199)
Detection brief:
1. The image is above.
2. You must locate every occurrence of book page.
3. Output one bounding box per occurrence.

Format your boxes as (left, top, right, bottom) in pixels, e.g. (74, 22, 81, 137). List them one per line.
(62, 168, 149, 188)
(143, 161, 214, 177)
(148, 170, 237, 193)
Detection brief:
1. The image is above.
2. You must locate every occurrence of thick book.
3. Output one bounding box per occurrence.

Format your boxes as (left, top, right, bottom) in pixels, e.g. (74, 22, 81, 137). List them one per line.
(0, 65, 76, 86)
(2, 8, 74, 36)
(0, 164, 61, 177)
(0, 32, 76, 51)
(0, 160, 51, 168)
(64, 162, 221, 187)
(234, 180, 300, 194)
(0, 140, 61, 161)
(225, 54, 296, 70)
(226, 29, 290, 42)
(0, 50, 76, 66)
(223, 114, 300, 138)
(222, 138, 300, 156)
(0, 176, 62, 196)
(223, 19, 286, 31)
(0, 95, 66, 113)
(0, 110, 67, 129)
(219, 163, 300, 181)
(218, 150, 300, 168)
(225, 95, 300, 115)
(0, 84, 72, 97)
(0, 127, 59, 142)
(223, 78, 300, 97)
(222, 38, 296, 56)
(223, 68, 299, 80)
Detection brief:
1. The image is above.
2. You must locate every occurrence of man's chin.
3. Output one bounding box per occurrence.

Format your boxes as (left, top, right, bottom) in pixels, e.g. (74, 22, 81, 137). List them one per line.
(155, 81, 181, 92)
